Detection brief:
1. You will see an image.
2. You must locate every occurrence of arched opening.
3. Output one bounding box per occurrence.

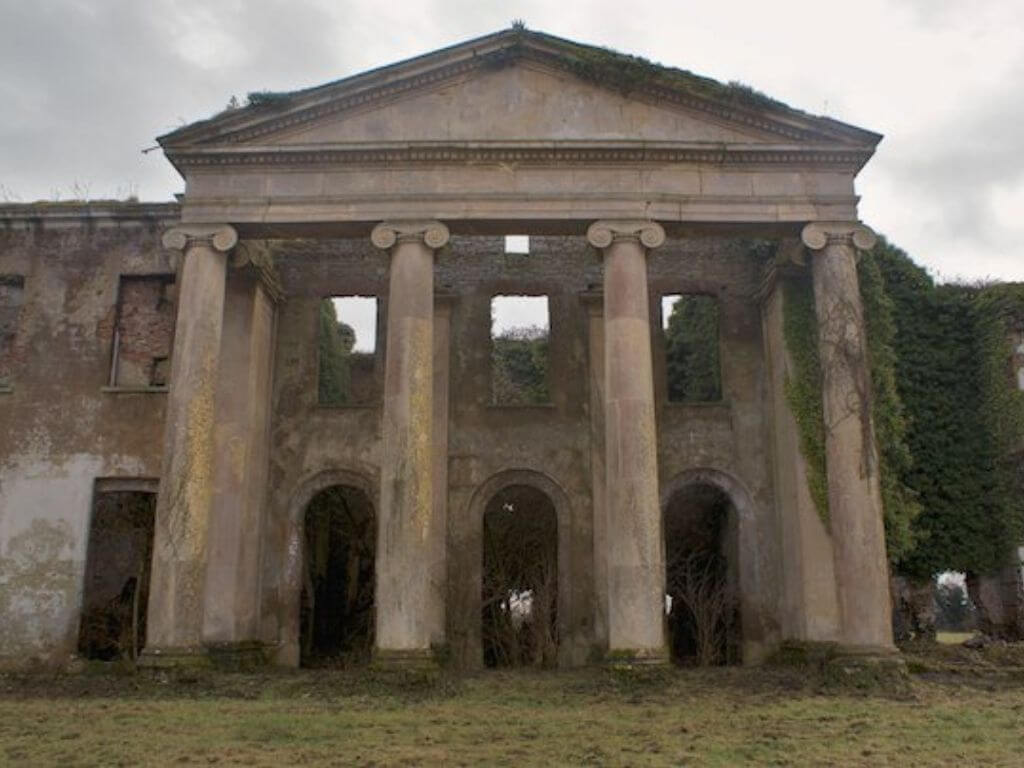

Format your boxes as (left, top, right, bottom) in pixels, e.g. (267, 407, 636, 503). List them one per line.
(481, 484, 558, 667)
(664, 482, 740, 666)
(299, 484, 375, 667)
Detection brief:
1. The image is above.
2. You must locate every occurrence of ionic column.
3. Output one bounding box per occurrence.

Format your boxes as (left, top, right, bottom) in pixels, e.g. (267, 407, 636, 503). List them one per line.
(143, 224, 237, 666)
(371, 220, 449, 665)
(587, 220, 667, 663)
(801, 221, 895, 652)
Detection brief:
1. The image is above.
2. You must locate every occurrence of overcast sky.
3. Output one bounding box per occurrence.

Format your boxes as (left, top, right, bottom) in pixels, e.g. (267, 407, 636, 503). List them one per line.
(2, 0, 1021, 282)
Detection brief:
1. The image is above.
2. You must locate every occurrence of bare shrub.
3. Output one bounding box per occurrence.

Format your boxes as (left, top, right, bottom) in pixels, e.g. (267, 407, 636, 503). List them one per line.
(482, 486, 558, 667)
(666, 551, 737, 666)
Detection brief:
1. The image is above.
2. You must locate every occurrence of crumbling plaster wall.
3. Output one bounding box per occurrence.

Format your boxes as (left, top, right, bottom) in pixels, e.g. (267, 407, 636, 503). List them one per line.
(0, 217, 172, 668)
(259, 233, 779, 667)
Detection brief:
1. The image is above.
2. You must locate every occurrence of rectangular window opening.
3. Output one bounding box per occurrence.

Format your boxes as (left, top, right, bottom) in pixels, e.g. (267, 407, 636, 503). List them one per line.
(110, 275, 176, 388)
(491, 294, 550, 406)
(318, 295, 378, 406)
(504, 235, 530, 255)
(662, 293, 722, 403)
(0, 275, 25, 387)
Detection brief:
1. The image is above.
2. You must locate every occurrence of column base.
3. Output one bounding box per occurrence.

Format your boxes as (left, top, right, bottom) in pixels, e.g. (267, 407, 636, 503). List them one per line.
(825, 645, 907, 688)
(137, 646, 211, 669)
(604, 647, 670, 668)
(205, 641, 267, 671)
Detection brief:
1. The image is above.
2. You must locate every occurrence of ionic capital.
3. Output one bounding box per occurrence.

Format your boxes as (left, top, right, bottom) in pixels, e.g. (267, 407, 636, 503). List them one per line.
(586, 220, 665, 250)
(800, 221, 876, 252)
(231, 241, 284, 302)
(161, 224, 238, 253)
(371, 220, 450, 251)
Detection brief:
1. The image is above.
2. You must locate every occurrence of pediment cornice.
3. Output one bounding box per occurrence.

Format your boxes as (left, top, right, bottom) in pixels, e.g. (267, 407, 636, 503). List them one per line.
(165, 140, 873, 172)
(159, 29, 881, 154)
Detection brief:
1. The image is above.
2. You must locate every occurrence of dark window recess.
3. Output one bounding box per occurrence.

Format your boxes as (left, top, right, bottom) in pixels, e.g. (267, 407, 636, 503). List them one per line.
(111, 276, 176, 387)
(0, 275, 25, 386)
(663, 294, 722, 402)
(318, 296, 378, 406)
(491, 295, 550, 406)
(78, 490, 156, 661)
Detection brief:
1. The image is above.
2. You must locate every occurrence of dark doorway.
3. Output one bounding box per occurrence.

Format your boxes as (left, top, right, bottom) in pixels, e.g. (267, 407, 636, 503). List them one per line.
(481, 484, 558, 667)
(300, 485, 375, 666)
(664, 483, 739, 666)
(78, 489, 155, 661)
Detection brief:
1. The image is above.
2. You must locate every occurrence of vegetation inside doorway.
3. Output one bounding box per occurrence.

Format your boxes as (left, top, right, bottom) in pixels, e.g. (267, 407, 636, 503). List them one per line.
(300, 485, 375, 667)
(481, 484, 558, 667)
(664, 483, 739, 666)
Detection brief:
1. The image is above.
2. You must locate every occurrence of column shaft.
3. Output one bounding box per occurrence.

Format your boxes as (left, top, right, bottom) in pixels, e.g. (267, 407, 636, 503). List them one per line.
(145, 226, 235, 660)
(202, 272, 276, 657)
(373, 221, 448, 661)
(807, 225, 894, 650)
(590, 220, 666, 662)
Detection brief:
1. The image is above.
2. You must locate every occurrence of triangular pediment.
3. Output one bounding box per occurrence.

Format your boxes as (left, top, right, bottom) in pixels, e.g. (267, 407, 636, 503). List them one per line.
(160, 29, 881, 159)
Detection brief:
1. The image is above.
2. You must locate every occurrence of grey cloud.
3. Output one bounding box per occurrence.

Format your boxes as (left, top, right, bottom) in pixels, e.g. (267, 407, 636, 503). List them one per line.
(878, 57, 1024, 255)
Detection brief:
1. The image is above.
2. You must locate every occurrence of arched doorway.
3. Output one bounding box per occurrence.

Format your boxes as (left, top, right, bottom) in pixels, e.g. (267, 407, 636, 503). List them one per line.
(481, 484, 559, 667)
(663, 482, 740, 665)
(299, 484, 375, 666)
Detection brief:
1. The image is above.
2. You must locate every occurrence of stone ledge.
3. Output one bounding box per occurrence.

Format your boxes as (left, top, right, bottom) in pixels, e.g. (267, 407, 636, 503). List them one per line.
(137, 646, 210, 669)
(101, 385, 170, 394)
(604, 647, 671, 668)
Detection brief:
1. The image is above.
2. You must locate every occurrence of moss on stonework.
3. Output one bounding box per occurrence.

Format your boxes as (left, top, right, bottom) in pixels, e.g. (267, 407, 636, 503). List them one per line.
(782, 278, 829, 523)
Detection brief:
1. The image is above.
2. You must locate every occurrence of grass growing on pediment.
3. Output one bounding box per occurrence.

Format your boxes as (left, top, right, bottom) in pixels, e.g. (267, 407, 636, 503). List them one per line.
(246, 90, 295, 108)
(535, 33, 791, 112)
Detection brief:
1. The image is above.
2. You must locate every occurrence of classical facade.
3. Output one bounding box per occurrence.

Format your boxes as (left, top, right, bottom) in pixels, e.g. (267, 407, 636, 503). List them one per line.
(0, 29, 897, 670)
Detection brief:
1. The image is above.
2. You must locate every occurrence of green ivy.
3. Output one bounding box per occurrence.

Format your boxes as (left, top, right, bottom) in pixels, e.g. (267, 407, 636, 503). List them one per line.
(782, 277, 830, 522)
(867, 239, 1024, 578)
(665, 294, 722, 403)
(857, 250, 921, 564)
(318, 299, 354, 406)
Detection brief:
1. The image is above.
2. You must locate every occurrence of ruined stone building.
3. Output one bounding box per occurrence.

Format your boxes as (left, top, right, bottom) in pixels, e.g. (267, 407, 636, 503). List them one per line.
(0, 29, 899, 670)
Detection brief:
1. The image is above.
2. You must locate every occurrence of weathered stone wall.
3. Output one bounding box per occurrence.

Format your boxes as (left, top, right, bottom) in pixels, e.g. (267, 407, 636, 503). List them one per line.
(1, 214, 781, 669)
(0, 210, 176, 668)
(258, 233, 778, 666)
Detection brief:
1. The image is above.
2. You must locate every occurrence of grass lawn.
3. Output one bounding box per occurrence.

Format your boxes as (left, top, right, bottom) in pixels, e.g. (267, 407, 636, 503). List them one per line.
(2, 655, 1023, 767)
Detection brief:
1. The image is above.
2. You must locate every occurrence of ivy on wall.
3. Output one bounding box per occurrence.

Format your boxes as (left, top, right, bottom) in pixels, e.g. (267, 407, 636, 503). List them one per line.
(778, 237, 1021, 575)
(864, 239, 1024, 578)
(857, 250, 920, 564)
(781, 277, 830, 522)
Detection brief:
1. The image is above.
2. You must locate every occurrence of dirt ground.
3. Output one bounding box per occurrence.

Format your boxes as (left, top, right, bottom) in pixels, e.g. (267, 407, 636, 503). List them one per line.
(1, 642, 1023, 767)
